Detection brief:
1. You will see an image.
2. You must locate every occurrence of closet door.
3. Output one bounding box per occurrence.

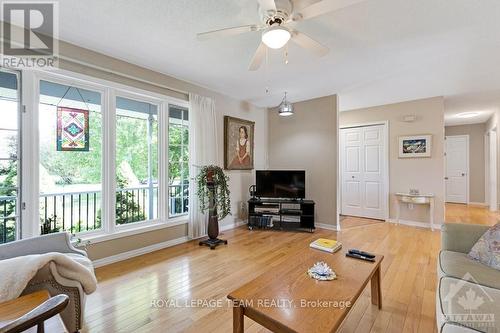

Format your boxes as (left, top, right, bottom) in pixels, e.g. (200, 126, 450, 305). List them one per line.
(341, 125, 386, 220)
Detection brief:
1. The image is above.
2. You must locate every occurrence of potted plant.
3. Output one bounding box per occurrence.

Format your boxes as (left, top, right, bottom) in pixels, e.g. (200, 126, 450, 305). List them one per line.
(196, 165, 230, 249)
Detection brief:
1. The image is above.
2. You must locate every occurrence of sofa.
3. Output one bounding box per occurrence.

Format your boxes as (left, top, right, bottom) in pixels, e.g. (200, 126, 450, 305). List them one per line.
(0, 232, 94, 333)
(437, 223, 500, 333)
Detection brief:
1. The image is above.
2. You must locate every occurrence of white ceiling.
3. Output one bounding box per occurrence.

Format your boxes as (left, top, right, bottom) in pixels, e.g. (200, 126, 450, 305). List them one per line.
(444, 91, 499, 126)
(57, 0, 500, 123)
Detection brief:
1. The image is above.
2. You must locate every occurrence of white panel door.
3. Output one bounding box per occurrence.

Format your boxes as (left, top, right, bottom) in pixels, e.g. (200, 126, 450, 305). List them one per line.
(445, 136, 468, 203)
(341, 125, 386, 219)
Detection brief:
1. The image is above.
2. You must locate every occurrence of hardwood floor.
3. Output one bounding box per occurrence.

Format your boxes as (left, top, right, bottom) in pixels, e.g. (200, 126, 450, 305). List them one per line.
(445, 203, 499, 225)
(85, 222, 441, 333)
(340, 215, 384, 229)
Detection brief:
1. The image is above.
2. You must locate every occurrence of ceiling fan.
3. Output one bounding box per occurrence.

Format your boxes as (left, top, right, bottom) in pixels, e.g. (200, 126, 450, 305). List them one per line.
(197, 0, 361, 71)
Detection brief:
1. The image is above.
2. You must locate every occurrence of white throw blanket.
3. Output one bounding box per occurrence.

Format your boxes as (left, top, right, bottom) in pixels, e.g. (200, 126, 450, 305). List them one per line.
(0, 252, 97, 302)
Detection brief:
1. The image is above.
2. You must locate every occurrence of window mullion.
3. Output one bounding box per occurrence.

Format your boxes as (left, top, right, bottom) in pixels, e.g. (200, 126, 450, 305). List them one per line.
(104, 89, 116, 233)
(159, 102, 168, 221)
(21, 70, 40, 239)
(147, 111, 153, 219)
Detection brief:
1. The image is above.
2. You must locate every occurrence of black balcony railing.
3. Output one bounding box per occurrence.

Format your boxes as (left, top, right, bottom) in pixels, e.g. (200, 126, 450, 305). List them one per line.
(0, 195, 17, 244)
(39, 185, 159, 234)
(168, 183, 189, 217)
(1, 184, 189, 241)
(40, 190, 102, 234)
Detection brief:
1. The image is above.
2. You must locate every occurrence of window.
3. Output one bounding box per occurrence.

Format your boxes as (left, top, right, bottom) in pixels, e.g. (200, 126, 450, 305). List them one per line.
(15, 71, 189, 240)
(115, 96, 159, 225)
(168, 105, 189, 217)
(38, 80, 103, 234)
(0, 70, 20, 244)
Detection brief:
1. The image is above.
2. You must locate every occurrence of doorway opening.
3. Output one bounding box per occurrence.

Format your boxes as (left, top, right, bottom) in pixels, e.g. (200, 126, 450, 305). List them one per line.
(444, 119, 498, 226)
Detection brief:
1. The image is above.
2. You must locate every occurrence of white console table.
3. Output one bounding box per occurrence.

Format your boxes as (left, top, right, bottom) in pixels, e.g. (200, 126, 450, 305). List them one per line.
(395, 193, 435, 230)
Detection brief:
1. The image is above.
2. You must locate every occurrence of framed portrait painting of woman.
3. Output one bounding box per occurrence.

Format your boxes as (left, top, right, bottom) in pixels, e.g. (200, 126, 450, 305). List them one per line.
(224, 116, 254, 170)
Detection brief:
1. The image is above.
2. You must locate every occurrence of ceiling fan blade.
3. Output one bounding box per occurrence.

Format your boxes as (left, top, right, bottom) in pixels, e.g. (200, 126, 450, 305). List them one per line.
(248, 43, 267, 71)
(197, 25, 260, 41)
(293, 0, 365, 21)
(290, 31, 329, 57)
(257, 0, 277, 13)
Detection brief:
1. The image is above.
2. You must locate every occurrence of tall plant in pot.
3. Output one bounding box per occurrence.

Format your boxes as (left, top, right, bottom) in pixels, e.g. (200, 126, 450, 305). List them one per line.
(196, 165, 231, 249)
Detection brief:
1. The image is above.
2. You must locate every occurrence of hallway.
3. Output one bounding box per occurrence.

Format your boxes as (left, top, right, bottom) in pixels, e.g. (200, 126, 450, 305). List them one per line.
(445, 203, 499, 225)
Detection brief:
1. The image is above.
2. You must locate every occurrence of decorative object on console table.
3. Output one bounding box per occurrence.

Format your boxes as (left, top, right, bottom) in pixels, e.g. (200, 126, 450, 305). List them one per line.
(398, 134, 432, 158)
(196, 165, 230, 249)
(224, 116, 255, 170)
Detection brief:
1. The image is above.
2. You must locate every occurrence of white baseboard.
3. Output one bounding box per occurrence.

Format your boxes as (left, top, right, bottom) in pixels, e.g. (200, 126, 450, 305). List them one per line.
(387, 218, 441, 230)
(92, 221, 247, 268)
(316, 223, 338, 231)
(220, 219, 247, 232)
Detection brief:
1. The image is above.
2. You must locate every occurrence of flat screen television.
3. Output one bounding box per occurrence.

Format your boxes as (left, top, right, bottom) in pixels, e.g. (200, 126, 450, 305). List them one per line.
(255, 170, 305, 199)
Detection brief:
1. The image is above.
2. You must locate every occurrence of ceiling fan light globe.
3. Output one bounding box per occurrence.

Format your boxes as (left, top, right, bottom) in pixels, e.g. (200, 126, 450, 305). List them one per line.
(262, 26, 291, 49)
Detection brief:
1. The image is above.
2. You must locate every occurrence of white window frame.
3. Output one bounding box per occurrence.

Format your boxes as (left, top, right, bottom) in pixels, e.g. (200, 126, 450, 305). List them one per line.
(20, 68, 189, 243)
(0, 67, 22, 242)
(167, 104, 190, 218)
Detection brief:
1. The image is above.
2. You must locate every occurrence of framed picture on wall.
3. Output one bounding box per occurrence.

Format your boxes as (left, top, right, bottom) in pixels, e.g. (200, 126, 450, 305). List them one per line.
(398, 135, 432, 158)
(224, 116, 255, 170)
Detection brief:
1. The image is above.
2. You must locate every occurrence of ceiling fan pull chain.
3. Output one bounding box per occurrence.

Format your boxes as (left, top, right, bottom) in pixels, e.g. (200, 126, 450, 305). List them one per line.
(265, 46, 270, 94)
(284, 44, 289, 65)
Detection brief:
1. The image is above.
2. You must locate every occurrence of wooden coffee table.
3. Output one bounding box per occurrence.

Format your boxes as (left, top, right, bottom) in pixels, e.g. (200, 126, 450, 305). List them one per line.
(227, 248, 383, 333)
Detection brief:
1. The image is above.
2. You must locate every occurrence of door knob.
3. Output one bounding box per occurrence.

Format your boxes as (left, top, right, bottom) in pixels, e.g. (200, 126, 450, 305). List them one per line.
(461, 173, 466, 176)
(351, 176, 355, 179)
(444, 177, 449, 180)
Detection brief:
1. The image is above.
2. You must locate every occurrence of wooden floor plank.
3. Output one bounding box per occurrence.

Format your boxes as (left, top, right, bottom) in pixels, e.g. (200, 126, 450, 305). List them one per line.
(81, 203, 490, 332)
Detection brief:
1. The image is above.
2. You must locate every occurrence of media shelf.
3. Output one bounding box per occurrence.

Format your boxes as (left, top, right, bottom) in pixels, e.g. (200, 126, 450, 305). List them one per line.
(247, 198, 315, 232)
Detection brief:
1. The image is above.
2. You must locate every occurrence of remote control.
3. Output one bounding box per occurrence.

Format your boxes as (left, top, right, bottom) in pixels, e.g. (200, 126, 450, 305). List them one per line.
(348, 249, 375, 259)
(346, 252, 375, 262)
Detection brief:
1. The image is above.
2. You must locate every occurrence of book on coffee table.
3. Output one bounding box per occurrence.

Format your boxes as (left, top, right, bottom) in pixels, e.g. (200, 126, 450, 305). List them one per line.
(309, 238, 342, 253)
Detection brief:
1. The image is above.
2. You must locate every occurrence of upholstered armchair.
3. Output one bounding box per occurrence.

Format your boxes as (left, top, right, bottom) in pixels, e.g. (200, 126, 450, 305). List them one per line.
(0, 233, 94, 333)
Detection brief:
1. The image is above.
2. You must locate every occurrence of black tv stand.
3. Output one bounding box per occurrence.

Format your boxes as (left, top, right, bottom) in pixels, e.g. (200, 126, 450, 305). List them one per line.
(247, 198, 315, 232)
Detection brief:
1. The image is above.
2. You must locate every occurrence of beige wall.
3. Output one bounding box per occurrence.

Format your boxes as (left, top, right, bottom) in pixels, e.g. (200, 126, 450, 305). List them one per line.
(445, 124, 486, 203)
(54, 41, 268, 260)
(485, 110, 500, 209)
(86, 224, 187, 260)
(339, 97, 445, 225)
(268, 95, 338, 227)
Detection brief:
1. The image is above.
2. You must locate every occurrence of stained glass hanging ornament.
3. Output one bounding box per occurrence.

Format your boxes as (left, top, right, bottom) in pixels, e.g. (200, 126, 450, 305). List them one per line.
(56, 86, 91, 152)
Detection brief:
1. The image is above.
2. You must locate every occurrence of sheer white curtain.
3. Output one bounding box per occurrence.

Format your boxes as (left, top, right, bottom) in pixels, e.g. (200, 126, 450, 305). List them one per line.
(188, 93, 219, 239)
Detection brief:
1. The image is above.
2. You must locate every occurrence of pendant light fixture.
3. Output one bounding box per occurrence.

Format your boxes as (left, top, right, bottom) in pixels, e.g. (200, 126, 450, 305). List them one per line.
(278, 92, 293, 116)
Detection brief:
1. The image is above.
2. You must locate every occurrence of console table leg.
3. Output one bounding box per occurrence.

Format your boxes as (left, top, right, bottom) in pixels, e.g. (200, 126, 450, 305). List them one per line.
(371, 265, 382, 309)
(233, 305, 244, 333)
